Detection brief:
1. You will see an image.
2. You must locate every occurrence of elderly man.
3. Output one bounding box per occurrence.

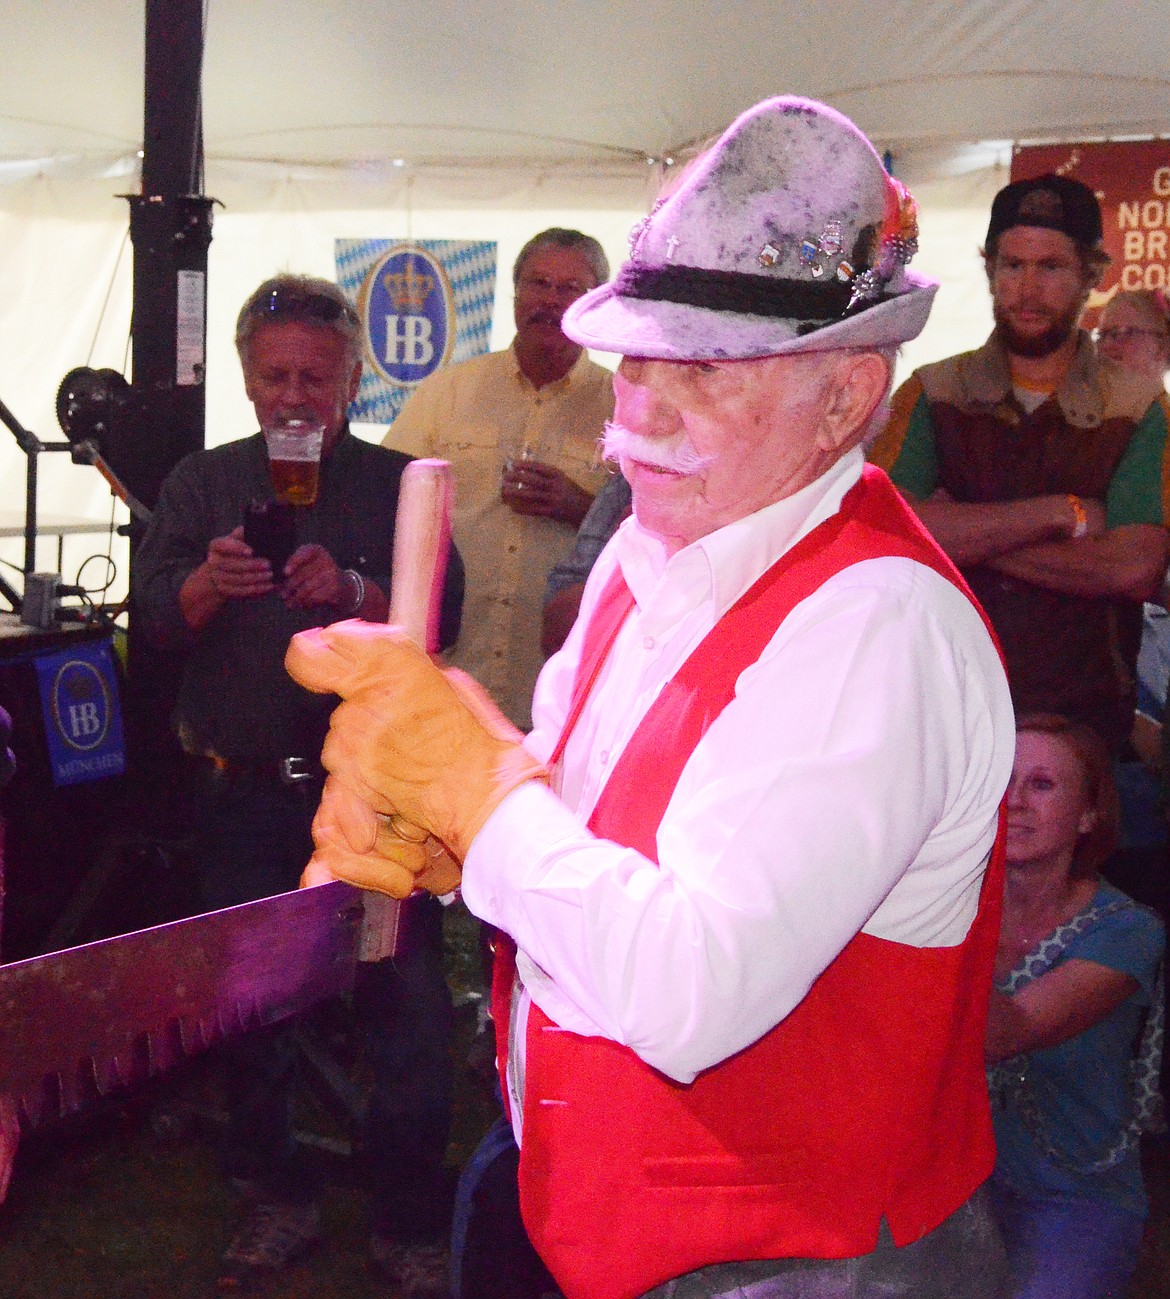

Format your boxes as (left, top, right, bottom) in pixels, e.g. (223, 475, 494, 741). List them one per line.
(384, 228, 614, 728)
(133, 274, 462, 1294)
(870, 175, 1170, 754)
(289, 99, 1014, 1299)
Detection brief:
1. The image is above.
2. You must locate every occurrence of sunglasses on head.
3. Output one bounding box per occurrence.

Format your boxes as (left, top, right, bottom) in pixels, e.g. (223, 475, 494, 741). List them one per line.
(248, 285, 359, 328)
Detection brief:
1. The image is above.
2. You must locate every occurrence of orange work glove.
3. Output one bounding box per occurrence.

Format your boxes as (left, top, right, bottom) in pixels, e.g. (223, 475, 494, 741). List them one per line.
(286, 621, 547, 866)
(298, 777, 463, 899)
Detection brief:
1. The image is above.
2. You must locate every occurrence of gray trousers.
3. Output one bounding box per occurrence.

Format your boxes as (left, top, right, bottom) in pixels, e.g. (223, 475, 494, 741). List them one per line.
(639, 1188, 1007, 1299)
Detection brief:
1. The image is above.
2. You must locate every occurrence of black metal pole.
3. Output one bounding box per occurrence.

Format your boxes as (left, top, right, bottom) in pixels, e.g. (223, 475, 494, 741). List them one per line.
(123, 0, 214, 511)
(124, 0, 216, 830)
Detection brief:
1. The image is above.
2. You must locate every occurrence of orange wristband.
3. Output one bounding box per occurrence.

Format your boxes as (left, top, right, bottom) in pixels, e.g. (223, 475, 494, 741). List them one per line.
(1067, 494, 1088, 540)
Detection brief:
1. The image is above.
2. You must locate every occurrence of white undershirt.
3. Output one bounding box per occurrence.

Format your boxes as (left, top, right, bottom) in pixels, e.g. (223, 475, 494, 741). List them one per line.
(461, 449, 1015, 1104)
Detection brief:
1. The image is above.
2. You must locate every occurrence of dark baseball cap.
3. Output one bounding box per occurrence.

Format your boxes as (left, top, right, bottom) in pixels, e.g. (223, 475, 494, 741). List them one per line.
(986, 174, 1103, 252)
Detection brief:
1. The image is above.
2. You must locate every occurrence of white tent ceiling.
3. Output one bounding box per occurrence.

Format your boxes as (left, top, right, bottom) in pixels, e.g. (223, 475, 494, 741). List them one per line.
(3, 0, 1168, 184)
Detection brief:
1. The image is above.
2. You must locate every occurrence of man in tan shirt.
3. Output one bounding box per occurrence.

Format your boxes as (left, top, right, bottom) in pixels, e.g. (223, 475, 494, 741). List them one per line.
(384, 228, 614, 728)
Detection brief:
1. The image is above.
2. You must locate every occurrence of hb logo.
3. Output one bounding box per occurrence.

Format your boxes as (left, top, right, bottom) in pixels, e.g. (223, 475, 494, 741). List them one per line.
(385, 315, 436, 366)
(51, 660, 110, 751)
(361, 246, 454, 388)
(68, 701, 102, 739)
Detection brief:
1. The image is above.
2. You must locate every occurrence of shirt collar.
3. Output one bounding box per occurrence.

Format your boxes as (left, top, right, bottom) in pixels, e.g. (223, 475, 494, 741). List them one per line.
(614, 448, 865, 622)
(965, 330, 1107, 427)
(323, 422, 356, 463)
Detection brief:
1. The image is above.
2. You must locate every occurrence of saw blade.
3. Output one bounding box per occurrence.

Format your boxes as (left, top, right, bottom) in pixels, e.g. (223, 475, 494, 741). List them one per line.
(0, 880, 365, 1124)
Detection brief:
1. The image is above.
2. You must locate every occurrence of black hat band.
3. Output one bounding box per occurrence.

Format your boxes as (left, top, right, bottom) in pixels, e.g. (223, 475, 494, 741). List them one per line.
(614, 262, 889, 322)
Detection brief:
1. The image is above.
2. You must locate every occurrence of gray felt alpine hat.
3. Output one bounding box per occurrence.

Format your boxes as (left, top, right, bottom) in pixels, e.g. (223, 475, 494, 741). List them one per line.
(563, 96, 937, 361)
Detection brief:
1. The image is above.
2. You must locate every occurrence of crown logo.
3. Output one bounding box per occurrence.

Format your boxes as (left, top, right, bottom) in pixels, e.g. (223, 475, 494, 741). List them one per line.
(383, 260, 434, 312)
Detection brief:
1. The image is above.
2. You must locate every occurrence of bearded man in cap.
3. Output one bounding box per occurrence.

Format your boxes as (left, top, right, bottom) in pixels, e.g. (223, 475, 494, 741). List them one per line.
(287, 98, 1014, 1298)
(870, 174, 1170, 755)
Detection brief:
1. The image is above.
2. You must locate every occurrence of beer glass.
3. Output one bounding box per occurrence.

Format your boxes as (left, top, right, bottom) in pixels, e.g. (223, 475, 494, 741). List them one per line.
(263, 419, 325, 506)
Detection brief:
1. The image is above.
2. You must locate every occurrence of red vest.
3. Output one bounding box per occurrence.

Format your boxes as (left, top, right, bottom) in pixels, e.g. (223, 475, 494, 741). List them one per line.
(493, 466, 1006, 1299)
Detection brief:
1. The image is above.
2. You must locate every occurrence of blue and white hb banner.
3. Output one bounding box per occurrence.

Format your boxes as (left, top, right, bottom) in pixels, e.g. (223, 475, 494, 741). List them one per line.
(336, 239, 497, 424)
(34, 639, 126, 787)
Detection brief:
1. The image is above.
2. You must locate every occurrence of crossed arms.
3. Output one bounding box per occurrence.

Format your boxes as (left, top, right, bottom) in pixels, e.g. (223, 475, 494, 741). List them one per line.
(907, 491, 1168, 603)
(872, 379, 1170, 602)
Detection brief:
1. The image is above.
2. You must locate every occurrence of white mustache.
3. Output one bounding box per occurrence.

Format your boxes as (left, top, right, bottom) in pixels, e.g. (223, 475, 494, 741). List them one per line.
(601, 422, 715, 475)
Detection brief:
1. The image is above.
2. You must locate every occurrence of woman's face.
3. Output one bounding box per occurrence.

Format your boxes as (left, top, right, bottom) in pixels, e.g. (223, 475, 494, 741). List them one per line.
(1004, 730, 1096, 873)
(1095, 296, 1170, 383)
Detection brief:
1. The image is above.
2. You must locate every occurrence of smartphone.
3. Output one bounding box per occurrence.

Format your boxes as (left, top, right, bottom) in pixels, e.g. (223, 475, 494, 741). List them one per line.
(242, 498, 297, 574)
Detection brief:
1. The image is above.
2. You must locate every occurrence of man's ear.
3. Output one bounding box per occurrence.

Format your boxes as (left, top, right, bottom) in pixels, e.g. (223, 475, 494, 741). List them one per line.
(815, 352, 891, 455)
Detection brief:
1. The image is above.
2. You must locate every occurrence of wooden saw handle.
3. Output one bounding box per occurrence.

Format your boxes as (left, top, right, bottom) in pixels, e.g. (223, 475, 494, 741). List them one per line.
(357, 458, 454, 961)
(389, 459, 454, 651)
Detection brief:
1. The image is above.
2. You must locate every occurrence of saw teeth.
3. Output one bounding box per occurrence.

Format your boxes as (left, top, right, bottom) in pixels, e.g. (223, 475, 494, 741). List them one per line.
(178, 1017, 203, 1055)
(93, 1055, 123, 1097)
(0, 877, 365, 1130)
(147, 1031, 174, 1076)
(19, 1086, 45, 1129)
(108, 1050, 135, 1089)
(230, 1001, 258, 1034)
(57, 1067, 82, 1116)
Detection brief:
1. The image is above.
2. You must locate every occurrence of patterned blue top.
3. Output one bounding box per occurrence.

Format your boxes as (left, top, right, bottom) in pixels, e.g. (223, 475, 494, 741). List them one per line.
(990, 881, 1164, 1217)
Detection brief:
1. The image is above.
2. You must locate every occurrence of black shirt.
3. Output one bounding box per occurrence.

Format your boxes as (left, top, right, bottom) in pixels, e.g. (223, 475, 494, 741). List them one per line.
(132, 427, 462, 763)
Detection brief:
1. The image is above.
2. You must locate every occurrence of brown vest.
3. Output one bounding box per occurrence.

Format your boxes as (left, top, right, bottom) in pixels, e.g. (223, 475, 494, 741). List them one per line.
(918, 335, 1160, 750)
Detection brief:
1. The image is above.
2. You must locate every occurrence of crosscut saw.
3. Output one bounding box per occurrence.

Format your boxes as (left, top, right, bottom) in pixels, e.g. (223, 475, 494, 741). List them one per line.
(0, 458, 453, 1127)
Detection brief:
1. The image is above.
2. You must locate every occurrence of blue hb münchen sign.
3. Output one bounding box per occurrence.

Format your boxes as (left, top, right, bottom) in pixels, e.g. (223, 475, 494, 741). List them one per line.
(360, 246, 455, 389)
(34, 640, 126, 787)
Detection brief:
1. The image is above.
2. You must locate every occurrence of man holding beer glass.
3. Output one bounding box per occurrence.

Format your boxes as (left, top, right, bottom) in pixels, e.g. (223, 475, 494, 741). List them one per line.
(167, 275, 387, 627)
(133, 274, 463, 1292)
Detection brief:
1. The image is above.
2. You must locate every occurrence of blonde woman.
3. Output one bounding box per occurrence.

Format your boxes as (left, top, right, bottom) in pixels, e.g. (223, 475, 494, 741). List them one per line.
(987, 713, 1164, 1299)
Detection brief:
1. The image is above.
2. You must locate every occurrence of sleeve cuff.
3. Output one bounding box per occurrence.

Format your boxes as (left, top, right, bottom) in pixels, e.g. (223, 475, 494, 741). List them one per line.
(461, 781, 587, 927)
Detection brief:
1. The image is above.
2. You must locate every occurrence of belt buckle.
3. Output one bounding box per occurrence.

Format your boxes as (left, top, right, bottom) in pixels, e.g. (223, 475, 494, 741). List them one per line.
(280, 756, 314, 786)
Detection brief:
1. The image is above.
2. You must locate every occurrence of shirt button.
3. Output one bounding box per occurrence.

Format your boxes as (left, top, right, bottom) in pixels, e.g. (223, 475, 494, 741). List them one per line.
(642, 635, 655, 650)
(600, 750, 610, 765)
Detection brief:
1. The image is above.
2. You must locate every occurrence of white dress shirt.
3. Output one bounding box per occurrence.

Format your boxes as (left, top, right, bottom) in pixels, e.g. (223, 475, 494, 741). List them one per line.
(461, 448, 1014, 1090)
